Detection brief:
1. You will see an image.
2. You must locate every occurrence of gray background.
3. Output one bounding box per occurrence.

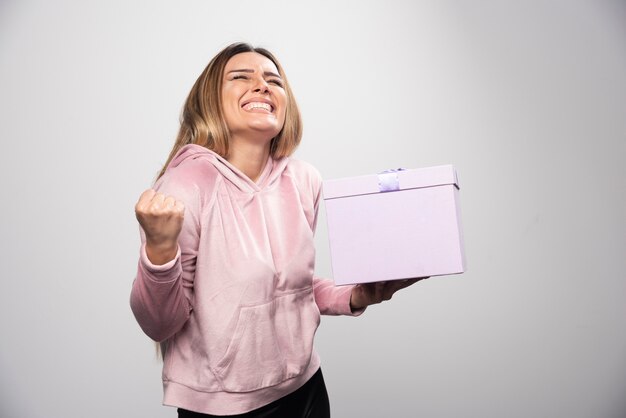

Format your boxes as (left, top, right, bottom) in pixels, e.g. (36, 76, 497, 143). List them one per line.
(1, 0, 625, 417)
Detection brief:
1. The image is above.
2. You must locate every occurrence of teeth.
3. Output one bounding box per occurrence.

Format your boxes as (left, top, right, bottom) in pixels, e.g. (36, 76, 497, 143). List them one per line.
(244, 102, 272, 112)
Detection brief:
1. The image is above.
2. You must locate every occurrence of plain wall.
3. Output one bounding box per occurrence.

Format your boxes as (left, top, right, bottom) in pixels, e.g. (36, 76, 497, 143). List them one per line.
(1, 1, 625, 417)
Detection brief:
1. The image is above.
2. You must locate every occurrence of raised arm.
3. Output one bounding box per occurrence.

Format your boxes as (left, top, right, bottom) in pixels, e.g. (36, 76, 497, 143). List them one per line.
(130, 172, 201, 342)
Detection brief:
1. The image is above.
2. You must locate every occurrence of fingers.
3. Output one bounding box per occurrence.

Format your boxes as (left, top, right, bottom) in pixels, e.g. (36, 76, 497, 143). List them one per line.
(377, 281, 394, 302)
(135, 188, 156, 214)
(351, 276, 429, 309)
(134, 188, 186, 247)
(364, 277, 430, 306)
(135, 189, 185, 218)
(385, 277, 426, 297)
(391, 278, 420, 291)
(359, 281, 392, 304)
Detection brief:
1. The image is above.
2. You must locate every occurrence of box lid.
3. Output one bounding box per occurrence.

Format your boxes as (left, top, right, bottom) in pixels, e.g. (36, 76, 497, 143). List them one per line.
(323, 165, 459, 200)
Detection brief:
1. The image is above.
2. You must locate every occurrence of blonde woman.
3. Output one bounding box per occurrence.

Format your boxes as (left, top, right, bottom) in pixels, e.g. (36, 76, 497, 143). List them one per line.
(130, 42, 423, 417)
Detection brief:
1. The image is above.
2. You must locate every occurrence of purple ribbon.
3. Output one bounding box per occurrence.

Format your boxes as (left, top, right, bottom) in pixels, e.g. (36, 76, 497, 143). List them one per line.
(378, 168, 405, 192)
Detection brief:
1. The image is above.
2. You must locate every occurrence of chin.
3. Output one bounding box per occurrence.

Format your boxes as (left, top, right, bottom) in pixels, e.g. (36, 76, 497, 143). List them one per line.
(249, 123, 282, 137)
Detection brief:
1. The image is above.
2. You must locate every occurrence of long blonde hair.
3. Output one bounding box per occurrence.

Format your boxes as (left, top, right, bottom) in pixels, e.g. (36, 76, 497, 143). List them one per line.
(158, 42, 302, 179)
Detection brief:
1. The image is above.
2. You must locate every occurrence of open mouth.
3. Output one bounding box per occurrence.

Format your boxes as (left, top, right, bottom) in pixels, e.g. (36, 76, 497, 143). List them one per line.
(242, 101, 274, 113)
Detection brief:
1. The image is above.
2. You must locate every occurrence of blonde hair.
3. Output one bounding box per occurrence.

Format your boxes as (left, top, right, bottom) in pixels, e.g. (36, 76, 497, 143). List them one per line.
(158, 42, 302, 179)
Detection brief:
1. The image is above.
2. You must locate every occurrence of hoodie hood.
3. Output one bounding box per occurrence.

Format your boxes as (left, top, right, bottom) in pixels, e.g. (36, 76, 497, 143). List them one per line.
(165, 144, 290, 193)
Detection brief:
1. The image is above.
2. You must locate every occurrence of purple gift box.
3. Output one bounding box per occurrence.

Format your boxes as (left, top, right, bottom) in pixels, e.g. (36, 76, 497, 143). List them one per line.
(323, 165, 466, 285)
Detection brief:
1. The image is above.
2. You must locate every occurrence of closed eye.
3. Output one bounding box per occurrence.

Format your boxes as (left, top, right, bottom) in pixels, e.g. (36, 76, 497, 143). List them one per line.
(268, 79, 284, 87)
(230, 74, 283, 88)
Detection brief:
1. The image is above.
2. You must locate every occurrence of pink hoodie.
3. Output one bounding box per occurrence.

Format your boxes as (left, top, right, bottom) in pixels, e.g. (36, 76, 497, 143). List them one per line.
(130, 144, 361, 415)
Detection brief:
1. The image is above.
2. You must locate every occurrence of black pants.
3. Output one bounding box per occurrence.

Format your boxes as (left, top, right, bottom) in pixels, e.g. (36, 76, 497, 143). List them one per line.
(178, 368, 331, 418)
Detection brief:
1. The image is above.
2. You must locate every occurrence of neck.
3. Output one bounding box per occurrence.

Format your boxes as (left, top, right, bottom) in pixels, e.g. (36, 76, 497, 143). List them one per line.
(226, 136, 271, 182)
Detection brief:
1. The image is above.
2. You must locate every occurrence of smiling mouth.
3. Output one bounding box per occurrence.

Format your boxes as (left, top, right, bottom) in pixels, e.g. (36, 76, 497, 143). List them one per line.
(242, 102, 274, 113)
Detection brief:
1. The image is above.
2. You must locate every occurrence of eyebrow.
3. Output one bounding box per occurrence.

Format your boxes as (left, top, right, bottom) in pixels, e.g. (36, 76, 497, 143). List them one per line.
(227, 69, 282, 78)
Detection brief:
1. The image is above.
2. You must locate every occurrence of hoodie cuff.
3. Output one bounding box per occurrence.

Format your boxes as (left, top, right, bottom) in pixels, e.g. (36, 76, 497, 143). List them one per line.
(139, 243, 181, 280)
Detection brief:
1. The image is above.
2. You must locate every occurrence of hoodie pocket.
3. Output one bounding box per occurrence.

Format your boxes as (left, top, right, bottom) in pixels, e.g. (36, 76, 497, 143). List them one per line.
(212, 289, 320, 392)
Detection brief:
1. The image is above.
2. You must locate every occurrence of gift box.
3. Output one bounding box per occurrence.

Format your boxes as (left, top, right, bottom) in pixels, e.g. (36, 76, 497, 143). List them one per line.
(323, 165, 465, 285)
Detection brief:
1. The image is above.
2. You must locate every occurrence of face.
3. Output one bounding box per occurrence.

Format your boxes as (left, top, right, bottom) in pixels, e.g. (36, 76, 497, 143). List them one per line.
(221, 52, 287, 144)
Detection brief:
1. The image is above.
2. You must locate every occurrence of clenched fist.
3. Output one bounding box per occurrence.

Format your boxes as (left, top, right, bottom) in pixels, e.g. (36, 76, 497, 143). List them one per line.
(135, 189, 185, 265)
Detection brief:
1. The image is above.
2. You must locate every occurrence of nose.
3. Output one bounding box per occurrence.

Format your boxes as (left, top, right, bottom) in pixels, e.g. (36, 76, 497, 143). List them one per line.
(252, 77, 270, 94)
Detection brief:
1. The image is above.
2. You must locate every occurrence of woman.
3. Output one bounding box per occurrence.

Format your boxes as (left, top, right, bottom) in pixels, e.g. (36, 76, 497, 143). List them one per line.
(130, 42, 423, 417)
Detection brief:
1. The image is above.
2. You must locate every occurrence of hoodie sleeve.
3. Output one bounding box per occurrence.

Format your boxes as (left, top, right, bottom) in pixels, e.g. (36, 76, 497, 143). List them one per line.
(313, 276, 364, 316)
(305, 162, 365, 317)
(130, 159, 210, 342)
